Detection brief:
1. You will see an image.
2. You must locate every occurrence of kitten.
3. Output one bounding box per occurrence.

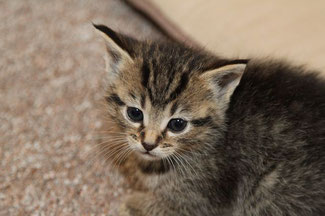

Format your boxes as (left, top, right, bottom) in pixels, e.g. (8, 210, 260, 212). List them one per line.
(93, 24, 325, 216)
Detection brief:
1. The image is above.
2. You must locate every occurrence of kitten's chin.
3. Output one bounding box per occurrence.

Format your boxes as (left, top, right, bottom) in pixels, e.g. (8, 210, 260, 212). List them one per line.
(136, 151, 162, 161)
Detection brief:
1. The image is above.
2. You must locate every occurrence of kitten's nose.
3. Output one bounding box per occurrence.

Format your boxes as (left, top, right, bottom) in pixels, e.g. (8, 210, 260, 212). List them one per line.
(142, 142, 158, 152)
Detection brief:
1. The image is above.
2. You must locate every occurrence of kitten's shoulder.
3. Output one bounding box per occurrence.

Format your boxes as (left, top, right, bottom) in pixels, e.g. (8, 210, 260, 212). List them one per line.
(243, 59, 325, 88)
(238, 59, 325, 101)
(229, 58, 325, 124)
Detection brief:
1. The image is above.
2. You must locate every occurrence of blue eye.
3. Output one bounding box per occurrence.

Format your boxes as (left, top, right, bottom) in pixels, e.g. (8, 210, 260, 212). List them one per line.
(167, 118, 187, 132)
(127, 107, 143, 122)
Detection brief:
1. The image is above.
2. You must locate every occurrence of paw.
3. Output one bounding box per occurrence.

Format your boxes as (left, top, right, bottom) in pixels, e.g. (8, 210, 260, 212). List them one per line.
(118, 202, 132, 216)
(119, 193, 147, 216)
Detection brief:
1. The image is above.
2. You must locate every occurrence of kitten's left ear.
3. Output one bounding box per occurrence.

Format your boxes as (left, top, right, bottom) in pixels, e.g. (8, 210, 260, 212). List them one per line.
(200, 63, 247, 105)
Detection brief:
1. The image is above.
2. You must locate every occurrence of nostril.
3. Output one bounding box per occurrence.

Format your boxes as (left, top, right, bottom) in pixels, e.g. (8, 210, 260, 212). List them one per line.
(142, 142, 157, 151)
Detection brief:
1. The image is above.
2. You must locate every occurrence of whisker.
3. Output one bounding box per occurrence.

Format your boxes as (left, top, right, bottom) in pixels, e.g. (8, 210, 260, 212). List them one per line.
(174, 149, 201, 180)
(93, 137, 125, 145)
(91, 137, 127, 144)
(171, 153, 186, 177)
(83, 139, 126, 160)
(104, 143, 128, 160)
(86, 141, 128, 166)
(102, 143, 128, 162)
(166, 156, 176, 173)
(116, 148, 133, 168)
(109, 146, 129, 169)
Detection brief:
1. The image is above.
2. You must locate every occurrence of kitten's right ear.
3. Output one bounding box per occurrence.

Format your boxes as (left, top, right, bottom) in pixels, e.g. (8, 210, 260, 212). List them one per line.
(93, 24, 135, 77)
(200, 62, 247, 109)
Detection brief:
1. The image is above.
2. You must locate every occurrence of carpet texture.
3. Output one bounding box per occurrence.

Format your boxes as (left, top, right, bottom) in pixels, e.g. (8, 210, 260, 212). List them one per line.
(0, 0, 161, 215)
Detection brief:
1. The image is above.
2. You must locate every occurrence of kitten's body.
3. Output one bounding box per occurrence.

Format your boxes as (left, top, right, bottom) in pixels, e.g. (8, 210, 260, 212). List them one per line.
(94, 24, 325, 215)
(227, 62, 325, 215)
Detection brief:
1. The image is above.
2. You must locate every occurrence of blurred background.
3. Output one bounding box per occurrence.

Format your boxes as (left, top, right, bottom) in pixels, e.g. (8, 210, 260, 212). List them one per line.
(1, 0, 324, 215)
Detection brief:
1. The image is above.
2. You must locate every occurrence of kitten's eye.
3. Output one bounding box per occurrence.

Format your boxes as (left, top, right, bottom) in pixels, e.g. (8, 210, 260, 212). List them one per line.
(127, 107, 143, 122)
(167, 118, 187, 132)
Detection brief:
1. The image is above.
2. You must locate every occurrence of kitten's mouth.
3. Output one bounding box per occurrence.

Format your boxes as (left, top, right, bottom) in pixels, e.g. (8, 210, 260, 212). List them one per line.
(139, 151, 159, 160)
(143, 151, 155, 157)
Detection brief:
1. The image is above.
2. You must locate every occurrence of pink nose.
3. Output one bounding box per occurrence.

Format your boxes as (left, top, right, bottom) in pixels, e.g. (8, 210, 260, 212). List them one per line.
(142, 142, 158, 151)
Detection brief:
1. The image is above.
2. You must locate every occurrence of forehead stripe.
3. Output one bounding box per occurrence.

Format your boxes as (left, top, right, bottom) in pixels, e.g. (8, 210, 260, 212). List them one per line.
(191, 116, 212, 127)
(141, 61, 150, 88)
(106, 93, 125, 106)
(129, 92, 136, 100)
(170, 102, 178, 116)
(140, 94, 146, 108)
(166, 72, 189, 103)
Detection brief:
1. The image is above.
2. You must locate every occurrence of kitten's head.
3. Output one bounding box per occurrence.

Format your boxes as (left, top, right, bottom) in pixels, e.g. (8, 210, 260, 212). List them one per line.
(94, 24, 247, 162)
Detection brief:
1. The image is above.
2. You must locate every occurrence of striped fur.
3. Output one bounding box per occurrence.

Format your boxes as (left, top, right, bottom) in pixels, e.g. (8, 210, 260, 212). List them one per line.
(94, 24, 325, 216)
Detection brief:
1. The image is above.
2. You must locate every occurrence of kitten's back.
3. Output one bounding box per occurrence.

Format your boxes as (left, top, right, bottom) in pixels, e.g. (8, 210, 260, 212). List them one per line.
(227, 60, 325, 215)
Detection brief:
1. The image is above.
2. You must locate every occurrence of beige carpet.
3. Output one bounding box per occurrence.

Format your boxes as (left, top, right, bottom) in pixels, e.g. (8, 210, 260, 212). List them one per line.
(128, 0, 325, 72)
(0, 0, 161, 215)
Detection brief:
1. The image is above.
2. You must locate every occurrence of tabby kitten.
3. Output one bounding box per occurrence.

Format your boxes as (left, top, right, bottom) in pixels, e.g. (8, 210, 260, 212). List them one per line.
(93, 24, 325, 216)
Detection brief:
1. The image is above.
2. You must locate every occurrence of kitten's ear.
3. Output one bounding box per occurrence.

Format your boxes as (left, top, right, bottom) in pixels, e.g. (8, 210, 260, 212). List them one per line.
(93, 24, 135, 78)
(200, 63, 246, 105)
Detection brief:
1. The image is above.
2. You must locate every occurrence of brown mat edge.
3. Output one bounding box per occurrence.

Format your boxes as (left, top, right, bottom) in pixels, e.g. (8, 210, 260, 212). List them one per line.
(123, 0, 201, 49)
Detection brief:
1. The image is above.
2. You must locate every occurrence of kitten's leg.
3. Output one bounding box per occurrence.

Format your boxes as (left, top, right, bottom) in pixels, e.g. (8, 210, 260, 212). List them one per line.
(118, 154, 149, 191)
(119, 199, 142, 216)
(119, 192, 177, 216)
(119, 192, 151, 216)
